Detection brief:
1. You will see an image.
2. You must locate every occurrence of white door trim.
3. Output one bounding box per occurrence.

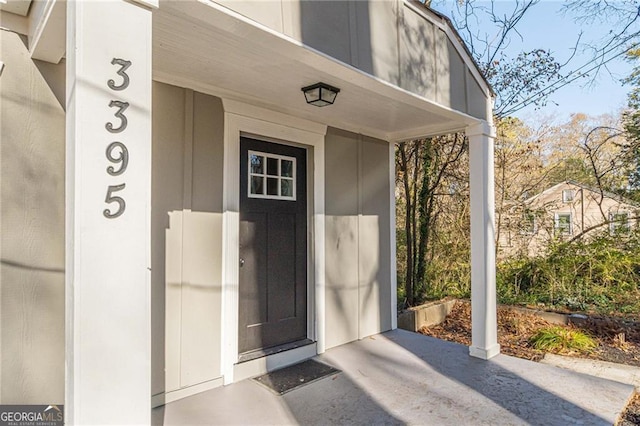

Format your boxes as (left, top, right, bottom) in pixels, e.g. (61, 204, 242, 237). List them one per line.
(221, 100, 327, 384)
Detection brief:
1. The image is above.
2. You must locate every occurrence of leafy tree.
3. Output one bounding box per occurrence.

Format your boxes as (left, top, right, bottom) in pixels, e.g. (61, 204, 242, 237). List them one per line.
(489, 50, 563, 118)
(438, 0, 640, 117)
(494, 117, 547, 253)
(545, 157, 593, 186)
(564, 0, 640, 73)
(562, 1, 640, 192)
(539, 113, 627, 192)
(622, 48, 640, 194)
(398, 1, 568, 306)
(396, 135, 468, 306)
(435, 0, 566, 118)
(397, 1, 638, 307)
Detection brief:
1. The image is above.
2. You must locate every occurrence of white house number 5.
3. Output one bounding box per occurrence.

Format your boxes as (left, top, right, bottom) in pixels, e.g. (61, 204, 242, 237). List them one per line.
(103, 58, 131, 219)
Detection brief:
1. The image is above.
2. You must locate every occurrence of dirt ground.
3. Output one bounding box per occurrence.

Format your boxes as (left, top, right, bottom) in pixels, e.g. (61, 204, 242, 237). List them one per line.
(418, 300, 640, 425)
(619, 393, 640, 426)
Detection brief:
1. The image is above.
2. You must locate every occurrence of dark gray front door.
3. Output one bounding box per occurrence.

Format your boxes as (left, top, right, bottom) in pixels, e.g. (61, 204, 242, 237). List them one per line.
(238, 137, 307, 355)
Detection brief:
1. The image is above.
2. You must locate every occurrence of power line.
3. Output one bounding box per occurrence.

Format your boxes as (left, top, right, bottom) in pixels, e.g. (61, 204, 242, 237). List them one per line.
(498, 33, 639, 116)
(558, 33, 639, 84)
(500, 36, 636, 116)
(500, 39, 636, 115)
(502, 47, 634, 116)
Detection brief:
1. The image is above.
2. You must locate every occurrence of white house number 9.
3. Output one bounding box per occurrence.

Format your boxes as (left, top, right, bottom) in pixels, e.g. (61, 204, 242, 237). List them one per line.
(103, 58, 131, 219)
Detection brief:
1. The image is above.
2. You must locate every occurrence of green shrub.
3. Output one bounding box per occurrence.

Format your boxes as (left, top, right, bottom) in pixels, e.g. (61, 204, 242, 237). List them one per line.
(422, 257, 471, 301)
(399, 224, 640, 316)
(529, 326, 597, 352)
(496, 229, 640, 316)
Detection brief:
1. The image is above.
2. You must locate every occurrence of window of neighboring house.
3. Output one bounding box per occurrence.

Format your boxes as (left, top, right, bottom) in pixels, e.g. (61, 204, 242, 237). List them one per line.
(555, 212, 572, 235)
(609, 211, 630, 235)
(562, 189, 574, 203)
(520, 210, 537, 235)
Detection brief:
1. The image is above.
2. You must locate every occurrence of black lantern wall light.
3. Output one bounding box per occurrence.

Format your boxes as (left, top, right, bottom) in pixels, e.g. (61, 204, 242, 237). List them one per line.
(301, 82, 340, 107)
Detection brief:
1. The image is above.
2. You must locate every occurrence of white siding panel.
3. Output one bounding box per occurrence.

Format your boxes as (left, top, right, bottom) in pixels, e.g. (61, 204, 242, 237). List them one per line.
(180, 212, 222, 387)
(325, 216, 359, 349)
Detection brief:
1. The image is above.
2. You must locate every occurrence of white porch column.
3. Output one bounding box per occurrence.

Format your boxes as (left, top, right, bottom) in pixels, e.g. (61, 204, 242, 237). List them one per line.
(466, 121, 500, 360)
(66, 0, 156, 423)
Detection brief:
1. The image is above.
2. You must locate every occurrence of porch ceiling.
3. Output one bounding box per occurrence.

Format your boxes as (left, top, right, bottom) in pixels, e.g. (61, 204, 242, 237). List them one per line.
(153, 1, 480, 142)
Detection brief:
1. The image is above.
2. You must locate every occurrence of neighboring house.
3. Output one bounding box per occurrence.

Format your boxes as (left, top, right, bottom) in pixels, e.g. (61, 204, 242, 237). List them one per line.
(499, 181, 639, 258)
(0, 0, 500, 423)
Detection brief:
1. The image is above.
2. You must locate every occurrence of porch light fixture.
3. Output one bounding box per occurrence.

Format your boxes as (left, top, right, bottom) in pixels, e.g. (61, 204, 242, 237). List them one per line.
(301, 82, 340, 107)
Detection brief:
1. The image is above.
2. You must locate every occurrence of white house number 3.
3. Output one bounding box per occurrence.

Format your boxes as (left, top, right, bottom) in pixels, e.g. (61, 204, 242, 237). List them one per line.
(103, 58, 131, 219)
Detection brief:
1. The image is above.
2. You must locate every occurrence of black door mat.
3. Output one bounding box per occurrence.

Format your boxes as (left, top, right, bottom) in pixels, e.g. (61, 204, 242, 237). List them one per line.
(252, 359, 341, 395)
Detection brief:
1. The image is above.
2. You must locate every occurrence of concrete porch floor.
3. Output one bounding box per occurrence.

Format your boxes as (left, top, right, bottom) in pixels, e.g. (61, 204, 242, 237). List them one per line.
(153, 329, 635, 425)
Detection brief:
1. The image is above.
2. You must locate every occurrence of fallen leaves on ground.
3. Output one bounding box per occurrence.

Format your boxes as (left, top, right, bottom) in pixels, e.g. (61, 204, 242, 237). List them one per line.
(619, 393, 640, 426)
(418, 300, 549, 361)
(418, 300, 640, 365)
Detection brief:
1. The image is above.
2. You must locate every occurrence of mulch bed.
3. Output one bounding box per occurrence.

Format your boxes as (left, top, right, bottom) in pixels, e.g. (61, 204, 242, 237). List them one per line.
(619, 393, 640, 426)
(418, 300, 640, 425)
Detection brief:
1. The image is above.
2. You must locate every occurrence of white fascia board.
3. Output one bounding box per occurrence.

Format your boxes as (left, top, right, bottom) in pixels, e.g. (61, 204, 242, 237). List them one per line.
(29, 0, 65, 64)
(129, 0, 158, 10)
(389, 121, 479, 143)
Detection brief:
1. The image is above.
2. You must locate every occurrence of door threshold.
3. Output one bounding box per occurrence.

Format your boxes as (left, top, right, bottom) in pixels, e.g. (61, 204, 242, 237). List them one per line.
(238, 339, 314, 363)
(233, 340, 318, 383)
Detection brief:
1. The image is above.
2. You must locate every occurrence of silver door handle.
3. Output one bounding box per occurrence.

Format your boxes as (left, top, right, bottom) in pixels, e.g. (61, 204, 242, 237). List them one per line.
(239, 258, 245, 267)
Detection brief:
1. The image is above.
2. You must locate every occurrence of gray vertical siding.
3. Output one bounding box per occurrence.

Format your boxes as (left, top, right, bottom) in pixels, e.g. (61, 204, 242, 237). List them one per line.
(398, 3, 437, 99)
(151, 82, 185, 397)
(218, 0, 284, 33)
(0, 31, 65, 404)
(151, 82, 224, 397)
(324, 128, 392, 350)
(466, 69, 489, 120)
(295, 1, 353, 65)
(324, 129, 360, 349)
(191, 93, 224, 213)
(358, 135, 392, 338)
(355, 0, 399, 85)
(444, 40, 467, 113)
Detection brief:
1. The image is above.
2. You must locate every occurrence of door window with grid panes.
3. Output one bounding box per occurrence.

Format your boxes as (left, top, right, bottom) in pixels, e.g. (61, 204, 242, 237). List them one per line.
(248, 151, 296, 201)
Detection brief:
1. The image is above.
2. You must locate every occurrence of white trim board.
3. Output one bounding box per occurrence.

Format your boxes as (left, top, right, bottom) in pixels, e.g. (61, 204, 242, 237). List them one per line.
(152, 377, 224, 408)
(221, 99, 327, 385)
(389, 142, 398, 330)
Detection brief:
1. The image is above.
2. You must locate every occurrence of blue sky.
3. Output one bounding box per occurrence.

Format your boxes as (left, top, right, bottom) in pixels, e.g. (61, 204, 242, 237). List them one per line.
(431, 1, 636, 120)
